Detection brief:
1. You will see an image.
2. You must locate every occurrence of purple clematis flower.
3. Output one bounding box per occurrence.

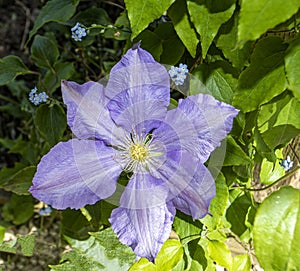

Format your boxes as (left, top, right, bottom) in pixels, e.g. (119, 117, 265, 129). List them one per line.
(29, 44, 239, 261)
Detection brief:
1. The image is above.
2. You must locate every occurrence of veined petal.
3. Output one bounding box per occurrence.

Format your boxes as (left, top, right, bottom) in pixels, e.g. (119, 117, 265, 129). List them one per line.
(154, 94, 239, 163)
(61, 80, 125, 145)
(105, 45, 170, 132)
(157, 151, 216, 219)
(120, 173, 169, 209)
(29, 139, 122, 209)
(110, 205, 175, 262)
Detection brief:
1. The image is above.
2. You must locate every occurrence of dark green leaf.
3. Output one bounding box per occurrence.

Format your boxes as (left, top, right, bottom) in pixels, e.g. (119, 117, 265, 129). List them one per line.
(154, 22, 185, 65)
(261, 125, 300, 149)
(71, 7, 110, 26)
(0, 163, 26, 186)
(285, 34, 300, 101)
(233, 37, 288, 112)
(44, 62, 75, 94)
(31, 35, 59, 69)
(253, 186, 300, 271)
(238, 0, 300, 45)
(28, 0, 79, 42)
(124, 0, 175, 39)
(226, 191, 252, 236)
(168, 0, 198, 57)
(134, 30, 163, 61)
(187, 0, 235, 58)
(2, 166, 36, 195)
(223, 136, 251, 166)
(0, 56, 31, 86)
(35, 104, 67, 146)
(61, 209, 95, 240)
(2, 194, 34, 225)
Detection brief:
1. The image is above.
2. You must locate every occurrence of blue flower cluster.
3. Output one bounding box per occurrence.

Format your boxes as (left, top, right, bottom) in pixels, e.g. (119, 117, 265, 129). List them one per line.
(168, 63, 189, 85)
(29, 87, 49, 105)
(280, 155, 293, 171)
(71, 22, 87, 42)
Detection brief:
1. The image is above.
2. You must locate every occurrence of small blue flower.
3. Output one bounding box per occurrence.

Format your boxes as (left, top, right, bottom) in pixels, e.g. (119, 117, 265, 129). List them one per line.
(29, 87, 48, 105)
(168, 63, 189, 86)
(280, 155, 294, 171)
(71, 22, 87, 42)
(38, 206, 52, 216)
(39, 92, 49, 102)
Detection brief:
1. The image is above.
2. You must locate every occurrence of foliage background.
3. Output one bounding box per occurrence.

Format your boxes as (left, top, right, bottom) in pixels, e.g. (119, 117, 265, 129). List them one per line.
(0, 0, 300, 270)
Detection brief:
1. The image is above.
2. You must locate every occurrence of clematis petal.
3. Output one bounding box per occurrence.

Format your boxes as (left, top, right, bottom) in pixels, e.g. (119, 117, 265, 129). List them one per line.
(157, 151, 216, 219)
(154, 94, 239, 163)
(61, 80, 125, 145)
(29, 139, 122, 209)
(105, 44, 170, 132)
(109, 173, 175, 261)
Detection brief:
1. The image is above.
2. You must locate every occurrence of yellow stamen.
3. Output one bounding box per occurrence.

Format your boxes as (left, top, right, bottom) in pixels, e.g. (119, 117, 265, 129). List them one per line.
(130, 143, 147, 161)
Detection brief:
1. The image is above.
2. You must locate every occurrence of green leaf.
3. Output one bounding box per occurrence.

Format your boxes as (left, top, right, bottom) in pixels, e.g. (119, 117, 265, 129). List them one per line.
(134, 30, 163, 61)
(207, 240, 232, 269)
(35, 104, 67, 146)
(223, 136, 252, 166)
(61, 209, 95, 240)
(0, 162, 26, 186)
(238, 0, 300, 45)
(2, 194, 34, 225)
(0, 56, 31, 86)
(232, 254, 251, 271)
(18, 235, 35, 257)
(59, 230, 135, 271)
(129, 258, 157, 271)
(168, 0, 198, 57)
(253, 186, 300, 271)
(31, 35, 59, 69)
(90, 228, 136, 266)
(28, 0, 79, 42)
(259, 149, 285, 185)
(257, 93, 300, 133)
(154, 22, 185, 65)
(285, 34, 300, 101)
(71, 7, 110, 26)
(209, 173, 229, 217)
(44, 62, 75, 94)
(261, 125, 300, 150)
(226, 191, 252, 236)
(191, 61, 237, 103)
(173, 211, 203, 240)
(216, 13, 252, 69)
(124, 0, 175, 39)
(155, 240, 184, 270)
(2, 166, 36, 195)
(187, 0, 235, 58)
(233, 36, 288, 112)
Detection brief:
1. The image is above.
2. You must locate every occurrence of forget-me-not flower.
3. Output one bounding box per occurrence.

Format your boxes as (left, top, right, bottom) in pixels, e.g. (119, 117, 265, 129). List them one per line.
(29, 87, 48, 105)
(280, 155, 293, 171)
(169, 63, 189, 85)
(71, 22, 87, 41)
(29, 44, 239, 261)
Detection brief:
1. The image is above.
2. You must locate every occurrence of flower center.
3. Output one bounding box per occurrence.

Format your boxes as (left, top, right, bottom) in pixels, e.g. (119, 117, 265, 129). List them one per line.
(130, 143, 147, 161)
